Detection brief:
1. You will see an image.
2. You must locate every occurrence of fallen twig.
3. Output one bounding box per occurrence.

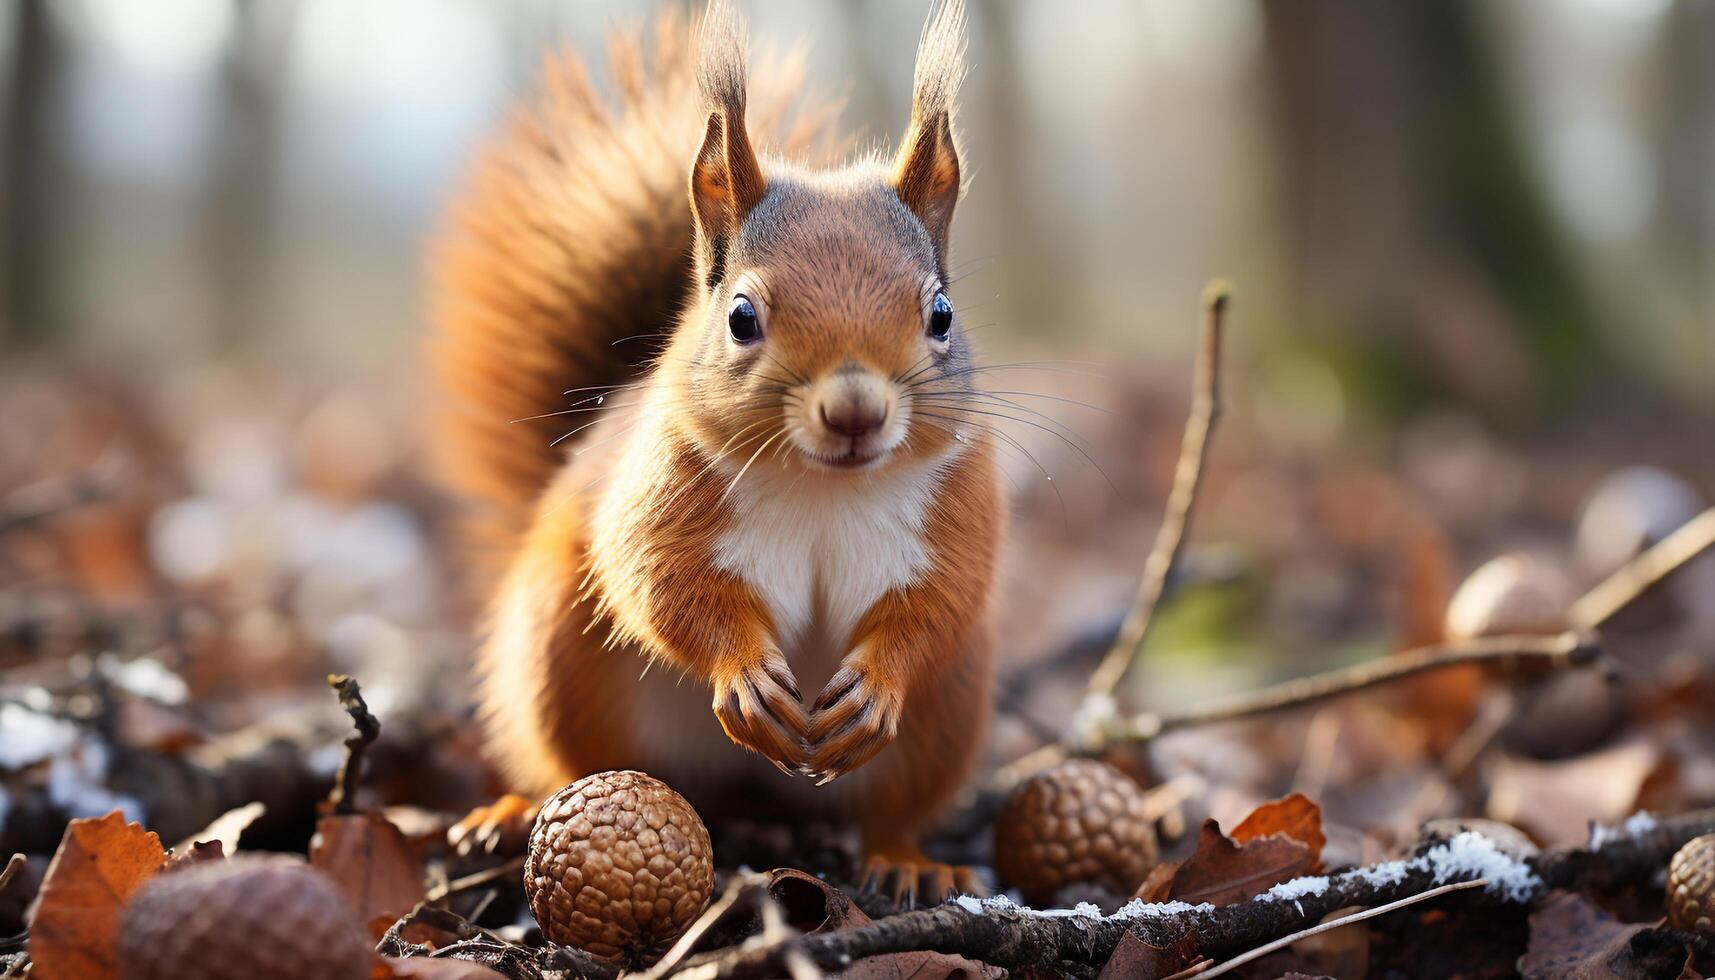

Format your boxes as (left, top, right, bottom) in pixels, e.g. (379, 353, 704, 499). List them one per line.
(1087, 281, 1230, 699)
(996, 630, 1599, 788)
(1121, 630, 1596, 741)
(1571, 506, 1715, 629)
(667, 806, 1715, 978)
(1183, 877, 1487, 979)
(325, 674, 380, 816)
(426, 856, 527, 904)
(0, 855, 22, 895)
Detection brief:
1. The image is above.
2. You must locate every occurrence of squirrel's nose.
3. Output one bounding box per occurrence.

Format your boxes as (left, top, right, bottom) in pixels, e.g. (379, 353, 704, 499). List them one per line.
(814, 367, 891, 439)
(819, 399, 887, 438)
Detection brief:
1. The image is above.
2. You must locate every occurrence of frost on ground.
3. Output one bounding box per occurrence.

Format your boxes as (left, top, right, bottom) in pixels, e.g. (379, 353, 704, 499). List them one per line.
(0, 703, 81, 770)
(1421, 831, 1542, 901)
(1588, 811, 1658, 850)
(950, 894, 1216, 921)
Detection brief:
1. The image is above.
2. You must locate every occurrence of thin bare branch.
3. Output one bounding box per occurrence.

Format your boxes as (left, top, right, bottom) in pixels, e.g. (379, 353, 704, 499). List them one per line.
(1184, 878, 1488, 979)
(1087, 280, 1230, 699)
(1571, 506, 1715, 629)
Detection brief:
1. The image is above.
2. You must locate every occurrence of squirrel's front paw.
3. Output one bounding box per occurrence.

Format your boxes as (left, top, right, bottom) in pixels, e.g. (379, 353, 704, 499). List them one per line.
(711, 656, 811, 774)
(807, 663, 903, 783)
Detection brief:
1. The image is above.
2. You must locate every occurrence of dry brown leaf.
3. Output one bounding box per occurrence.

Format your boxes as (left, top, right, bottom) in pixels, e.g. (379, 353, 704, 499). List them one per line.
(1165, 820, 1317, 907)
(1517, 891, 1698, 980)
(1133, 861, 1179, 903)
(767, 867, 871, 933)
(173, 800, 265, 857)
(841, 951, 1006, 980)
(1097, 929, 1201, 979)
(311, 812, 427, 941)
(27, 811, 167, 980)
(165, 839, 225, 870)
(1487, 737, 1660, 847)
(1231, 792, 1327, 862)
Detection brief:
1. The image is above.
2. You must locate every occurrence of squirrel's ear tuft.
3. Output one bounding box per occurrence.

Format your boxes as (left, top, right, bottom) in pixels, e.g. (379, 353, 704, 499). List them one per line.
(892, 0, 966, 261)
(691, 0, 766, 289)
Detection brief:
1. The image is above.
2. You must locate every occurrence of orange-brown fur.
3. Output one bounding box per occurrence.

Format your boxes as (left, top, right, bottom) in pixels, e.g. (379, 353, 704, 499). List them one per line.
(433, 1, 997, 897)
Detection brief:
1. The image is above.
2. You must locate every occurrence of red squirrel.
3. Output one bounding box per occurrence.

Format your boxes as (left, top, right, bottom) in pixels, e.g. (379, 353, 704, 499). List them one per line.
(431, 0, 999, 902)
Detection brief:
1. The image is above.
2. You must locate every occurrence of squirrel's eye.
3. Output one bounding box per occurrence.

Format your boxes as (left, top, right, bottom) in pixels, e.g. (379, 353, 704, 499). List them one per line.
(927, 291, 953, 342)
(728, 294, 761, 344)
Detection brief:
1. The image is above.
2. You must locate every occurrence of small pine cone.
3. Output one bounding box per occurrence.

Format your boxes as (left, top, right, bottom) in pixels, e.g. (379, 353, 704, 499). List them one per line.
(1667, 833, 1715, 934)
(524, 771, 714, 966)
(119, 855, 372, 980)
(995, 759, 1159, 906)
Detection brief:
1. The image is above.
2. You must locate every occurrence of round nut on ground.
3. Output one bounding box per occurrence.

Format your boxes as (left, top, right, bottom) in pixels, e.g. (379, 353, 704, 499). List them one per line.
(1667, 833, 1715, 934)
(995, 758, 1159, 906)
(119, 854, 372, 980)
(524, 770, 714, 966)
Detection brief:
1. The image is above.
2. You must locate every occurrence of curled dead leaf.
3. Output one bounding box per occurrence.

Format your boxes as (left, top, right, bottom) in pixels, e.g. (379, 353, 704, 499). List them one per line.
(1097, 929, 1201, 980)
(766, 867, 870, 933)
(1161, 818, 1317, 907)
(1231, 792, 1327, 862)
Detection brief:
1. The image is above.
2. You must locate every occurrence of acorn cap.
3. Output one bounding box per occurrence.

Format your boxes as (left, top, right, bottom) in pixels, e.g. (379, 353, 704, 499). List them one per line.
(1667, 833, 1715, 935)
(524, 770, 714, 966)
(1444, 553, 1574, 641)
(994, 759, 1159, 906)
(118, 854, 372, 980)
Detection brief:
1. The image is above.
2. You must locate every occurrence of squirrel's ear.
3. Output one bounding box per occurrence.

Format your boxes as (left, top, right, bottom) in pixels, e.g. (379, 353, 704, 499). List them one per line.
(892, 0, 966, 261)
(690, 0, 766, 289)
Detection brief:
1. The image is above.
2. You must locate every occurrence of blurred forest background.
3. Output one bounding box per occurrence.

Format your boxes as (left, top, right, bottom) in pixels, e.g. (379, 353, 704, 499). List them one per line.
(3, 0, 1711, 399)
(1, 0, 1713, 845)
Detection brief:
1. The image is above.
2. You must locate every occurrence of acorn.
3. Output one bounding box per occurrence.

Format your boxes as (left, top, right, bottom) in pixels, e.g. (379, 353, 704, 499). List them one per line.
(1667, 833, 1715, 934)
(1443, 553, 1574, 641)
(524, 771, 714, 966)
(118, 855, 372, 980)
(995, 759, 1159, 906)
(1573, 466, 1702, 581)
(1444, 553, 1618, 757)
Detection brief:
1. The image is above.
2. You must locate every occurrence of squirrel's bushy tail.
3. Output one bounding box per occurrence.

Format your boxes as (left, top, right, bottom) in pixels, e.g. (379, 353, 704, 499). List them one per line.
(429, 12, 840, 572)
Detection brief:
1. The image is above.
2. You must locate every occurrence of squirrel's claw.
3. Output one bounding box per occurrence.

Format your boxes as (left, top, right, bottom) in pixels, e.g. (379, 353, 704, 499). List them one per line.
(858, 849, 986, 909)
(807, 663, 901, 781)
(712, 657, 811, 773)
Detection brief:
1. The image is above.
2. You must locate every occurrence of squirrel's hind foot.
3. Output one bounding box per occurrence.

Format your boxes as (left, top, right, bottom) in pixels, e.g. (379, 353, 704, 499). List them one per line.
(859, 845, 986, 910)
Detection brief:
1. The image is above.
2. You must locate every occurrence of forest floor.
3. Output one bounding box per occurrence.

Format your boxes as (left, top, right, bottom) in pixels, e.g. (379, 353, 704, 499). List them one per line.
(3, 305, 1715, 978)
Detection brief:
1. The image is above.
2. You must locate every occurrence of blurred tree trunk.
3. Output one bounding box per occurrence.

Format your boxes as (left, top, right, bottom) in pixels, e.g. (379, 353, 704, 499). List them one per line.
(202, 0, 291, 351)
(1262, 1, 1606, 421)
(1, 0, 59, 347)
(1658, 0, 1715, 336)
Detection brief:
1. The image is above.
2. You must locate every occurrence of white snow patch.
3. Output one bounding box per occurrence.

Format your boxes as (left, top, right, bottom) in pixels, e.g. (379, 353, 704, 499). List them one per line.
(46, 739, 143, 822)
(1350, 860, 1412, 888)
(1589, 811, 1657, 850)
(0, 703, 81, 769)
(109, 657, 190, 704)
(1114, 899, 1216, 919)
(1263, 875, 1331, 902)
(1421, 831, 1541, 901)
(949, 894, 1215, 922)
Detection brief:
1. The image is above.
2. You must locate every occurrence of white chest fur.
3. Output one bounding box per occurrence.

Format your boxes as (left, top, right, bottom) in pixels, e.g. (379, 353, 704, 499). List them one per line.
(711, 454, 952, 684)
